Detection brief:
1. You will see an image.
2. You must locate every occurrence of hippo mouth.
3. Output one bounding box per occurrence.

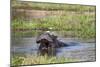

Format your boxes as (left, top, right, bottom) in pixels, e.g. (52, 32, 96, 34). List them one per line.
(37, 39, 51, 55)
(39, 39, 51, 47)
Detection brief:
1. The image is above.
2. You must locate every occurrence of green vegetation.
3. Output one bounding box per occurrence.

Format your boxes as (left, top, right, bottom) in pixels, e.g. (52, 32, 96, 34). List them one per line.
(12, 12, 95, 38)
(11, 55, 77, 66)
(11, 0, 96, 39)
(11, 56, 24, 66)
(11, 0, 95, 39)
(12, 0, 95, 12)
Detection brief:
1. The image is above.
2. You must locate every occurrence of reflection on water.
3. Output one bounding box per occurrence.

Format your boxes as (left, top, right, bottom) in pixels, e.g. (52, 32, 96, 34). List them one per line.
(11, 37, 96, 61)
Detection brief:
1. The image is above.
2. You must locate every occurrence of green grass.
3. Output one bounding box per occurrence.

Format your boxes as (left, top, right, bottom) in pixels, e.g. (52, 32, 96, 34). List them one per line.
(11, 55, 77, 66)
(12, 15, 94, 30)
(12, 13, 95, 39)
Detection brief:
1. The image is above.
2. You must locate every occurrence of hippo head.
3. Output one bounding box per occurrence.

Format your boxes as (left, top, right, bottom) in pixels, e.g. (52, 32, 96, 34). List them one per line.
(36, 33, 57, 55)
(36, 33, 53, 43)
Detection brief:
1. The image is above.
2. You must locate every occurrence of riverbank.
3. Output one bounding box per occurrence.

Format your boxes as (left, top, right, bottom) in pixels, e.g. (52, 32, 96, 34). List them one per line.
(11, 1, 96, 39)
(11, 55, 77, 66)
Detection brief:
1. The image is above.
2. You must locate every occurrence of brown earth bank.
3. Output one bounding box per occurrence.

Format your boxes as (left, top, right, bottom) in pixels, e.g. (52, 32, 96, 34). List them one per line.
(12, 9, 95, 20)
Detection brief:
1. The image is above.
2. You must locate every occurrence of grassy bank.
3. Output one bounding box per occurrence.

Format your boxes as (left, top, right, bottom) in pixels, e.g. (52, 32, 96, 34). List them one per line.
(11, 55, 77, 66)
(12, 13, 95, 38)
(11, 0, 96, 39)
(12, 0, 95, 12)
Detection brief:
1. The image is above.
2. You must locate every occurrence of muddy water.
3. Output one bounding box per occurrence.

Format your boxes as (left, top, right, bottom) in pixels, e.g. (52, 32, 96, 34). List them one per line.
(11, 37, 96, 62)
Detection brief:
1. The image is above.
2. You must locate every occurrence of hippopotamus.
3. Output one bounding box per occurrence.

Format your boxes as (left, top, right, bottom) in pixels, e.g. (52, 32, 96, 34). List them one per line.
(36, 32, 67, 56)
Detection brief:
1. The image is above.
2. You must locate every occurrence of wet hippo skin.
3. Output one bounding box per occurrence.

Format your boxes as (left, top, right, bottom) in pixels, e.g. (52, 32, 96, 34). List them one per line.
(36, 32, 67, 56)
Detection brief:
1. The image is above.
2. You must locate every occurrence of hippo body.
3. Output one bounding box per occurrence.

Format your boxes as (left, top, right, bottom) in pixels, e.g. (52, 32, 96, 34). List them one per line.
(36, 32, 67, 56)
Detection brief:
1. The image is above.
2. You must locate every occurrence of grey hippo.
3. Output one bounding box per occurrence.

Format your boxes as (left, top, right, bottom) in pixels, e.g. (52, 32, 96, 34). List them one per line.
(36, 32, 67, 56)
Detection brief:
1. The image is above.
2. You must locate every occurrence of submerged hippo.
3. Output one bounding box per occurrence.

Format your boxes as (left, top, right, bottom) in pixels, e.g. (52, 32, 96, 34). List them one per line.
(36, 32, 67, 56)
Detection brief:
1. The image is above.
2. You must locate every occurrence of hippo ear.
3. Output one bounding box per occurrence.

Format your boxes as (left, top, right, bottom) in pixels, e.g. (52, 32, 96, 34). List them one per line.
(36, 37, 41, 43)
(51, 35, 58, 40)
(36, 40, 40, 43)
(54, 36, 57, 39)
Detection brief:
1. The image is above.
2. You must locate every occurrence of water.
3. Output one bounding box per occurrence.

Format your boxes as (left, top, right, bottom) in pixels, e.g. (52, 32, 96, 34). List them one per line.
(11, 37, 96, 62)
